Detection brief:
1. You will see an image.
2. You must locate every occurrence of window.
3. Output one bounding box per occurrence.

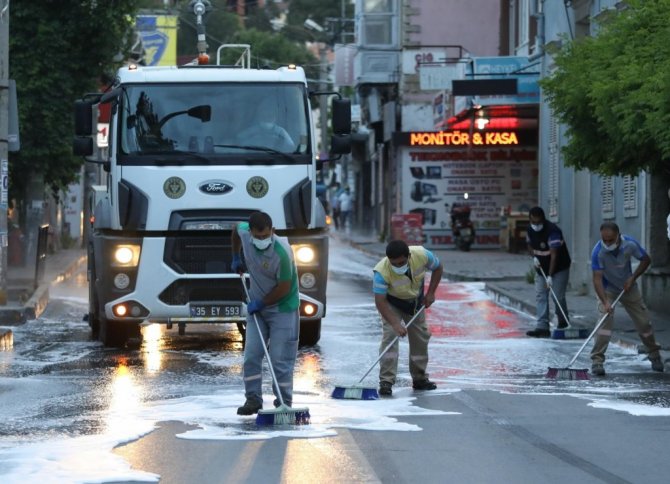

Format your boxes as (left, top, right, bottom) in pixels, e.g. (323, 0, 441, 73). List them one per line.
(360, 0, 396, 46)
(622, 175, 638, 217)
(601, 176, 615, 219)
(547, 114, 559, 220)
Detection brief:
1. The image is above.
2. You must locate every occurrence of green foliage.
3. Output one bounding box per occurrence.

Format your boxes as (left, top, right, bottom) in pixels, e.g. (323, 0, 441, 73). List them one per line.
(222, 29, 319, 81)
(285, 0, 354, 43)
(540, 0, 670, 177)
(9, 1, 139, 201)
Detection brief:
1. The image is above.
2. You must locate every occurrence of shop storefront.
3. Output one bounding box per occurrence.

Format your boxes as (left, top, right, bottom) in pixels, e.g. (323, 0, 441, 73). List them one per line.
(394, 124, 538, 249)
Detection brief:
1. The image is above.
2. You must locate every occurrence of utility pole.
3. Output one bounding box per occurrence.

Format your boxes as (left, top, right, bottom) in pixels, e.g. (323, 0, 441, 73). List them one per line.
(0, 0, 9, 305)
(319, 45, 329, 156)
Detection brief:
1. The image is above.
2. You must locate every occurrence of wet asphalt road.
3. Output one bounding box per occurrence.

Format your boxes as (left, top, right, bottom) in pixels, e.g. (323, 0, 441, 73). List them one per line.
(2, 237, 670, 483)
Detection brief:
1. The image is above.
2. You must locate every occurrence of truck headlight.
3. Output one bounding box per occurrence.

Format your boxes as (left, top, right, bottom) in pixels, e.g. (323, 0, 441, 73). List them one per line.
(293, 245, 316, 264)
(112, 245, 141, 267)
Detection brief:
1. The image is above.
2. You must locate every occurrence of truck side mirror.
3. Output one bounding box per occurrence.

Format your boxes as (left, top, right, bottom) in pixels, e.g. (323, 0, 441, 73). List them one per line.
(332, 98, 351, 135)
(75, 100, 94, 136)
(330, 134, 351, 155)
(73, 136, 94, 156)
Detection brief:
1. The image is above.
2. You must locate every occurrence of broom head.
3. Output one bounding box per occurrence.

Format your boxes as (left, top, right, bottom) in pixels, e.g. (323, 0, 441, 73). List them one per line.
(546, 367, 590, 380)
(255, 405, 311, 426)
(331, 385, 379, 400)
(551, 328, 590, 339)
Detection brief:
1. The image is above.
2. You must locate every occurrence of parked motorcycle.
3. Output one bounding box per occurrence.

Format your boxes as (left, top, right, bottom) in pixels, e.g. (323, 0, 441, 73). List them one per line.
(450, 203, 475, 251)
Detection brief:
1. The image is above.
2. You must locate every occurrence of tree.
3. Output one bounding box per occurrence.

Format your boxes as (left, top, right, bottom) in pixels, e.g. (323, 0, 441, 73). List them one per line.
(540, 0, 670, 177)
(284, 0, 354, 44)
(9, 1, 140, 206)
(176, 0, 241, 60)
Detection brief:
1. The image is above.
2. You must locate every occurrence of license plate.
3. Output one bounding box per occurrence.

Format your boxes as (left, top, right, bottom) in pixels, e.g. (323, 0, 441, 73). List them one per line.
(189, 304, 242, 318)
(460, 228, 471, 236)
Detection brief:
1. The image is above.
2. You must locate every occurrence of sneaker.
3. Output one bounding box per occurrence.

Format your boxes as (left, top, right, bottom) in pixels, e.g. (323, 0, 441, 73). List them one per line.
(237, 399, 263, 415)
(591, 363, 606, 376)
(526, 328, 551, 338)
(412, 379, 437, 391)
(378, 382, 393, 396)
(649, 356, 665, 372)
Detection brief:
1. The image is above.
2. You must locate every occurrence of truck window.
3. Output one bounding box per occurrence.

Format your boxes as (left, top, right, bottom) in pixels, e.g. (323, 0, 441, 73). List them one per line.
(119, 83, 310, 162)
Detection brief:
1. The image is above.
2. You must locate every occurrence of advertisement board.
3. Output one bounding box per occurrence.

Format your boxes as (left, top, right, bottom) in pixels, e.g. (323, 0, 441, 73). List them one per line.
(396, 130, 538, 249)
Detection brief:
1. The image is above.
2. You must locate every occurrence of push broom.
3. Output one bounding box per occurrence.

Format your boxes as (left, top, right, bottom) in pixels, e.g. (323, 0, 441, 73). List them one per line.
(536, 265, 588, 339)
(546, 289, 625, 380)
(240, 277, 310, 425)
(332, 305, 426, 400)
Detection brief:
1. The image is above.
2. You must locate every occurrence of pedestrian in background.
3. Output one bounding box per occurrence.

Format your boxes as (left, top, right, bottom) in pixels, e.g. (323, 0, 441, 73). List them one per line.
(330, 182, 341, 230)
(525, 206, 571, 337)
(590, 221, 663, 376)
(372, 239, 443, 396)
(231, 211, 301, 414)
(338, 186, 353, 230)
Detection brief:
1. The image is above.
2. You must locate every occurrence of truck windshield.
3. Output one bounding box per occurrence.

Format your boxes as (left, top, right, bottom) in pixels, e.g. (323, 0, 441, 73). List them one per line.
(119, 83, 310, 162)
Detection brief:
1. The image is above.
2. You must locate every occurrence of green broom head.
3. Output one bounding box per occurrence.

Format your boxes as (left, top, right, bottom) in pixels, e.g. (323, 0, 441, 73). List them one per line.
(331, 385, 379, 400)
(255, 405, 311, 426)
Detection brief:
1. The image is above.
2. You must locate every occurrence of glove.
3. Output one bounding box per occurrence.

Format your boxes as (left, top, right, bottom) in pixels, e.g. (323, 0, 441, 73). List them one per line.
(533, 257, 541, 269)
(545, 276, 553, 288)
(247, 299, 266, 314)
(231, 254, 246, 274)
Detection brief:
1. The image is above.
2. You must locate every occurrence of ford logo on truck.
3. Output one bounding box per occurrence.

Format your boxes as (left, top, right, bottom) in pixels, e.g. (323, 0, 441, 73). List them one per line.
(199, 181, 233, 195)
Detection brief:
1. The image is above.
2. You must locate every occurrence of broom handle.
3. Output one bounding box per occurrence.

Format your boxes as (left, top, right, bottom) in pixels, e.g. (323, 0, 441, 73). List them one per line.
(566, 289, 625, 368)
(537, 265, 571, 326)
(357, 305, 426, 384)
(241, 275, 286, 407)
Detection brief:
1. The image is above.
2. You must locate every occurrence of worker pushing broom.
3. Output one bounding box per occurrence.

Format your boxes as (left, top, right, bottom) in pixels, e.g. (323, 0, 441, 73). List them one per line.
(333, 240, 443, 400)
(232, 211, 310, 425)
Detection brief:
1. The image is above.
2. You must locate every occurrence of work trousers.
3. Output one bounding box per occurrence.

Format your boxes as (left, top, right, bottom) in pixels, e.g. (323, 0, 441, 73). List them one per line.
(534, 267, 570, 330)
(379, 304, 431, 385)
(243, 309, 299, 407)
(590, 286, 661, 364)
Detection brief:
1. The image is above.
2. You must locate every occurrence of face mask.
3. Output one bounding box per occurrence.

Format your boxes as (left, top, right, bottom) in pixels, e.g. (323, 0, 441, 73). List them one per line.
(530, 223, 544, 232)
(391, 264, 408, 275)
(252, 237, 272, 251)
(602, 239, 619, 251)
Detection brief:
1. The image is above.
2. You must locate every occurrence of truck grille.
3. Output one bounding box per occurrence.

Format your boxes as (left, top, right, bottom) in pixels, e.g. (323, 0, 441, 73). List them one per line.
(159, 278, 245, 305)
(164, 233, 232, 274)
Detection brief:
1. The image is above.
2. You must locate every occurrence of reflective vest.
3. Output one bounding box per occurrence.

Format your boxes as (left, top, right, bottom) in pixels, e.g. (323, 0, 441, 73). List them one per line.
(374, 246, 429, 300)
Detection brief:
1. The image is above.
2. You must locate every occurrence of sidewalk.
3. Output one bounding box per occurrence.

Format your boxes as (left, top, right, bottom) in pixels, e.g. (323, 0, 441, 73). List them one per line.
(0, 248, 87, 349)
(332, 228, 670, 362)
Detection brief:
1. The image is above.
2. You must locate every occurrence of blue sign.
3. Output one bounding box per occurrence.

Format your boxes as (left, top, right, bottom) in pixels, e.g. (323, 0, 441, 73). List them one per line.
(471, 56, 540, 105)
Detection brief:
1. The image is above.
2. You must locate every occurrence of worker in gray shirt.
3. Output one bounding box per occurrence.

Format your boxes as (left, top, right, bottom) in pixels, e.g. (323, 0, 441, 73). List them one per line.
(590, 221, 663, 376)
(231, 211, 300, 415)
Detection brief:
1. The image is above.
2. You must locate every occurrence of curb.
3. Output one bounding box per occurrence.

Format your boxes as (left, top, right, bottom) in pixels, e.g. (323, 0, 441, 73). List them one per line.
(0, 253, 87, 326)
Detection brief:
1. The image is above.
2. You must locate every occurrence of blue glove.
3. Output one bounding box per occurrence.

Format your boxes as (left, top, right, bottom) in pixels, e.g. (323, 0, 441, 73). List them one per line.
(231, 254, 246, 274)
(247, 299, 266, 314)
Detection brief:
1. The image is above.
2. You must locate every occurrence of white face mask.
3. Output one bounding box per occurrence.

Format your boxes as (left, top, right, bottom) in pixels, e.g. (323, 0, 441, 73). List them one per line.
(530, 223, 544, 232)
(391, 264, 408, 275)
(602, 239, 619, 251)
(252, 237, 272, 251)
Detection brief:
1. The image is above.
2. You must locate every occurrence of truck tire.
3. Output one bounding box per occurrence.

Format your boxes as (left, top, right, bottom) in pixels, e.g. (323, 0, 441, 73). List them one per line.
(299, 319, 321, 346)
(99, 316, 141, 348)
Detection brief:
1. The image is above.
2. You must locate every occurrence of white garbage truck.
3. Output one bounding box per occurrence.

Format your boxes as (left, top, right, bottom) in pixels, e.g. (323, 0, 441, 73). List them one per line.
(73, 44, 351, 347)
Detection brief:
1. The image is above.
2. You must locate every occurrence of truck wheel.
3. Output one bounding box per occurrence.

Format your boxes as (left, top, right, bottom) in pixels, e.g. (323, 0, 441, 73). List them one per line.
(99, 316, 141, 348)
(236, 322, 246, 341)
(299, 319, 321, 346)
